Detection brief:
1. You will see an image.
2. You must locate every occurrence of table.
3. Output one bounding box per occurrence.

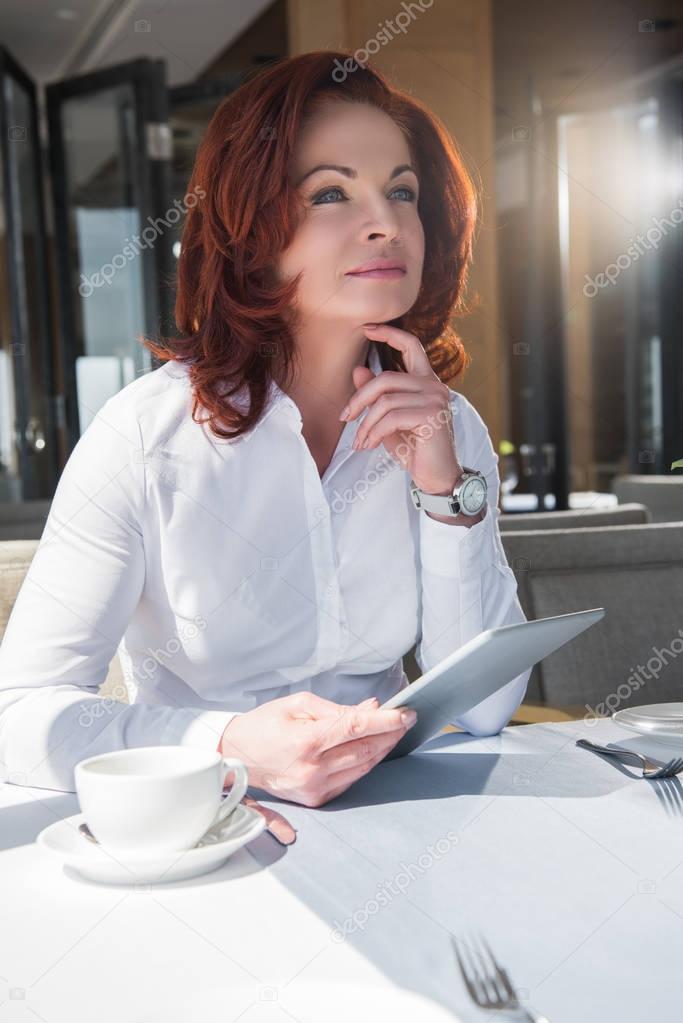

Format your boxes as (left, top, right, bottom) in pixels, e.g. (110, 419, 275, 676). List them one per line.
(2, 718, 682, 1021)
(500, 492, 618, 513)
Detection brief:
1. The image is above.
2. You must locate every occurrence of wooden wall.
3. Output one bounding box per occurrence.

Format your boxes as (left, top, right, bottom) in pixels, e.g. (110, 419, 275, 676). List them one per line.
(287, 0, 506, 447)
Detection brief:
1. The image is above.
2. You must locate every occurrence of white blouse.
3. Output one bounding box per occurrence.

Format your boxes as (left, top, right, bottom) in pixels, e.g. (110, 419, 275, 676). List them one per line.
(0, 342, 530, 792)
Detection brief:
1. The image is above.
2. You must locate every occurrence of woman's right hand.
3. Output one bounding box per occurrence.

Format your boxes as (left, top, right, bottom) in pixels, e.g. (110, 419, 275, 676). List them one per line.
(218, 691, 417, 808)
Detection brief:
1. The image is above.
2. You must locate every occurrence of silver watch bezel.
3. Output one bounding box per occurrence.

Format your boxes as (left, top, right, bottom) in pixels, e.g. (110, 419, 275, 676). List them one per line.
(458, 472, 488, 515)
(410, 467, 487, 517)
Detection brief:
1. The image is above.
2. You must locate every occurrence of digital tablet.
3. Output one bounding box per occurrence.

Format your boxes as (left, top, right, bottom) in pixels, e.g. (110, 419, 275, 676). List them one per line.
(381, 607, 605, 760)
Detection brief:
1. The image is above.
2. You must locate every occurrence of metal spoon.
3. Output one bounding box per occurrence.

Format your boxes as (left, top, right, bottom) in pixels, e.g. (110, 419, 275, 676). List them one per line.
(77, 806, 241, 847)
(78, 795, 297, 848)
(78, 822, 100, 844)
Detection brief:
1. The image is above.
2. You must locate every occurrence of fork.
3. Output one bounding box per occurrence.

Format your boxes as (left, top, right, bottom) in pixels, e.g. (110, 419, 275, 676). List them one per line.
(575, 738, 683, 779)
(452, 933, 550, 1022)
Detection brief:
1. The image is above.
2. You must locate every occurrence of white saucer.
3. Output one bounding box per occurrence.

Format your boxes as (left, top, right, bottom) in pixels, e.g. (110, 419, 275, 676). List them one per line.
(613, 703, 683, 740)
(37, 803, 266, 885)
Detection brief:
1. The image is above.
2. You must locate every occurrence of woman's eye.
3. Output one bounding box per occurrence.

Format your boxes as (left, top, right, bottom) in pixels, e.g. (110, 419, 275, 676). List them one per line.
(392, 186, 416, 202)
(310, 185, 417, 205)
(311, 186, 345, 204)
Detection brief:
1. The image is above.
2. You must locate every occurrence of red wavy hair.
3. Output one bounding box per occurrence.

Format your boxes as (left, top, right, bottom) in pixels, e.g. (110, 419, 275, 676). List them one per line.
(141, 50, 478, 440)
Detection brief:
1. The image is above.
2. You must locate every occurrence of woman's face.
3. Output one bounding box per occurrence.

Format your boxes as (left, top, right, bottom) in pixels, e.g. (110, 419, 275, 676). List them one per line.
(279, 101, 425, 328)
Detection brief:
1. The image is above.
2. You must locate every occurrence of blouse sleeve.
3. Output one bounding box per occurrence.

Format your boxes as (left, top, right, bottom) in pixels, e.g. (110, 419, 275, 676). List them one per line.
(0, 396, 239, 794)
(414, 391, 530, 735)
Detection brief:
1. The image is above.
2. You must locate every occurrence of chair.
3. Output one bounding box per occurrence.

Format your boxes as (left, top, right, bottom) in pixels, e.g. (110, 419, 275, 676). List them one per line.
(0, 500, 53, 541)
(0, 539, 127, 702)
(612, 475, 683, 523)
(403, 503, 646, 708)
(500, 522, 683, 713)
(499, 503, 650, 531)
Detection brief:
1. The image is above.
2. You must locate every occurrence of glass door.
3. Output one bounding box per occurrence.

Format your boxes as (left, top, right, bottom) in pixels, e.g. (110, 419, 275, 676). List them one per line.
(0, 47, 58, 501)
(557, 62, 683, 490)
(46, 58, 172, 450)
(166, 73, 247, 284)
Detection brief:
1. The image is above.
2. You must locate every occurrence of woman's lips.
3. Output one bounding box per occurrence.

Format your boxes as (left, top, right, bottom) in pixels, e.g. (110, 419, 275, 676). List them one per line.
(345, 268, 407, 280)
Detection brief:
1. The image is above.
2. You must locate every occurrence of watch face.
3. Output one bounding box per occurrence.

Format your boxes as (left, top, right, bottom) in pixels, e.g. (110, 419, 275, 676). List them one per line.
(461, 476, 486, 514)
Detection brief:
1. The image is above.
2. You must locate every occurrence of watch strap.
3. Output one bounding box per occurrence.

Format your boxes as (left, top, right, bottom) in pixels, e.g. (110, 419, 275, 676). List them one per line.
(410, 467, 486, 517)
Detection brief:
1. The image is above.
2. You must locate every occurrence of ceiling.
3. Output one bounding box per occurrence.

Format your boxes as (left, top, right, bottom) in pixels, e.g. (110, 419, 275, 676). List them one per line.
(493, 0, 683, 138)
(3, 0, 681, 110)
(0, 0, 275, 87)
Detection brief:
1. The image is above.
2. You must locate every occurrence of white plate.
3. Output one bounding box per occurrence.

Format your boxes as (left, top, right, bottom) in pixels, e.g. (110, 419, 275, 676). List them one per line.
(132, 981, 462, 1022)
(36, 803, 266, 885)
(613, 703, 683, 739)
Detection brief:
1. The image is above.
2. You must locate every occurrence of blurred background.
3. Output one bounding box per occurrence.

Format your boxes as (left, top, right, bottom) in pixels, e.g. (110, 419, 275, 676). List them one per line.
(1, 0, 682, 515)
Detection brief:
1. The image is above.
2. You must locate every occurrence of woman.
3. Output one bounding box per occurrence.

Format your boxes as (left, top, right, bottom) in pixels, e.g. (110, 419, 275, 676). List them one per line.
(0, 52, 529, 825)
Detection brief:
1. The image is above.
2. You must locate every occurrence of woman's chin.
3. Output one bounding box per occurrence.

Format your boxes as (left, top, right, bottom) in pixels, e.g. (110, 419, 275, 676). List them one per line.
(351, 304, 411, 325)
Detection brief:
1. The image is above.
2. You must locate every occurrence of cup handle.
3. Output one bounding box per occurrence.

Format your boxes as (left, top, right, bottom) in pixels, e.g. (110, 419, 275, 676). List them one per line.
(208, 758, 249, 831)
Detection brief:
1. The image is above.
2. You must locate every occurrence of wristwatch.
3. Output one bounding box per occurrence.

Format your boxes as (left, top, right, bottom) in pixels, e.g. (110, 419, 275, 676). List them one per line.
(410, 467, 488, 517)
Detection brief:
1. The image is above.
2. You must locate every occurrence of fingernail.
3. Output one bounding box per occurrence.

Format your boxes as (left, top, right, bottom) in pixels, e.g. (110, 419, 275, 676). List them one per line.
(401, 709, 417, 727)
(339, 406, 350, 421)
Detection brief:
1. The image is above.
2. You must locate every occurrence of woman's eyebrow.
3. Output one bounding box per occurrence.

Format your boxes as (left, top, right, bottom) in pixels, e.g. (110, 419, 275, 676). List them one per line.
(296, 163, 418, 186)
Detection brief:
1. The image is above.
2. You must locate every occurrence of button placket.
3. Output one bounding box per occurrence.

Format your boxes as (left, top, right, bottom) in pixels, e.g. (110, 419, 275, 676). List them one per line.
(304, 471, 343, 672)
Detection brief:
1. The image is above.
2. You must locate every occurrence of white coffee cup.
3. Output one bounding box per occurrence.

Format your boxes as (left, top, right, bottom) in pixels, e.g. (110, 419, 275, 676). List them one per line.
(75, 746, 249, 857)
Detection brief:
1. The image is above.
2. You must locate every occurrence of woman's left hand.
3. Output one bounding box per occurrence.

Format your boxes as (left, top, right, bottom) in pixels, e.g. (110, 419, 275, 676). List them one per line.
(341, 323, 462, 494)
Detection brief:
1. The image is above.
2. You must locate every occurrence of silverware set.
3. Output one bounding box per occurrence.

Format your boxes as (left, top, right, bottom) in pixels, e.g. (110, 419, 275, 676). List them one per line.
(452, 736, 683, 1019)
(575, 737, 683, 779)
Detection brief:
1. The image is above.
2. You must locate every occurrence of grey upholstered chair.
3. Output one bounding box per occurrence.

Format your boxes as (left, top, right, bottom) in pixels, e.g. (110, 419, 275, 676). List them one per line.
(499, 503, 650, 532)
(0, 500, 53, 541)
(404, 505, 650, 701)
(0, 539, 126, 701)
(500, 522, 683, 712)
(612, 475, 683, 523)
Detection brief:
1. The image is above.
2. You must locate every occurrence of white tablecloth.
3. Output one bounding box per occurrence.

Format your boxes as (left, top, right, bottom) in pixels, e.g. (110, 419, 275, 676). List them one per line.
(2, 718, 682, 1021)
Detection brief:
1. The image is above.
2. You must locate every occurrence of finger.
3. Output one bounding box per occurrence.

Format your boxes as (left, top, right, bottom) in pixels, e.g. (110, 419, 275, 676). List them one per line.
(357, 696, 380, 709)
(241, 795, 297, 845)
(341, 370, 421, 422)
(363, 323, 435, 377)
(312, 704, 415, 756)
(353, 392, 426, 449)
(351, 365, 375, 392)
(360, 407, 430, 451)
(288, 691, 350, 721)
(320, 741, 398, 804)
(270, 698, 382, 786)
(319, 721, 407, 774)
